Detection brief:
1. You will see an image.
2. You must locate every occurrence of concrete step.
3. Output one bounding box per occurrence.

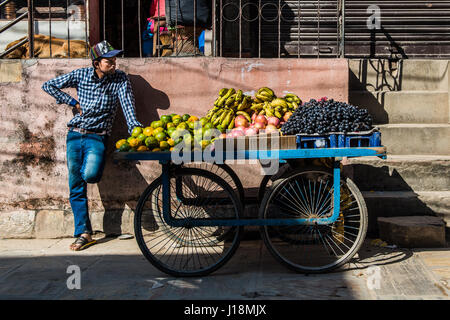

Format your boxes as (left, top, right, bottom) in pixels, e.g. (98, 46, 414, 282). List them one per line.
(377, 216, 446, 248)
(361, 191, 450, 236)
(377, 124, 450, 155)
(349, 59, 449, 92)
(346, 155, 450, 192)
(349, 90, 449, 124)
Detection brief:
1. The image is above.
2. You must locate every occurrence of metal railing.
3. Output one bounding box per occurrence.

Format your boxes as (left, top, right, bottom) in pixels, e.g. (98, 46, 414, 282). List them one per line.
(0, 0, 345, 59)
(2, 0, 448, 59)
(95, 0, 345, 58)
(0, 0, 89, 58)
(0, 0, 33, 58)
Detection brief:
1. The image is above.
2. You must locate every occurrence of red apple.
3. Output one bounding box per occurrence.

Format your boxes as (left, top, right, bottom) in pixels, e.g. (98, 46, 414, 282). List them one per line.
(235, 115, 249, 128)
(255, 115, 267, 125)
(265, 124, 278, 133)
(254, 122, 265, 130)
(267, 116, 280, 128)
(231, 130, 245, 137)
(245, 127, 259, 136)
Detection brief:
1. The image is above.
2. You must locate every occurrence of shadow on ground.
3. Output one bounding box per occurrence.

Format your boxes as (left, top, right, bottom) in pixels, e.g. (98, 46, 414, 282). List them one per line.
(0, 238, 425, 300)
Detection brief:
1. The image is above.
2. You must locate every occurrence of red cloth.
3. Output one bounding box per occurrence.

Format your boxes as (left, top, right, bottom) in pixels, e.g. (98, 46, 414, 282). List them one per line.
(150, 0, 165, 17)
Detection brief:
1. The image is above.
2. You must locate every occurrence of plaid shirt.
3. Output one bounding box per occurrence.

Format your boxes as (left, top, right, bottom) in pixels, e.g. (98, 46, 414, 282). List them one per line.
(42, 67, 143, 136)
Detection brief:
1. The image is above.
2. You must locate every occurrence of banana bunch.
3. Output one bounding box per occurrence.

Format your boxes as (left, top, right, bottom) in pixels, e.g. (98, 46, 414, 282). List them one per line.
(284, 93, 302, 109)
(249, 88, 299, 119)
(204, 87, 303, 131)
(206, 88, 254, 131)
(254, 87, 275, 102)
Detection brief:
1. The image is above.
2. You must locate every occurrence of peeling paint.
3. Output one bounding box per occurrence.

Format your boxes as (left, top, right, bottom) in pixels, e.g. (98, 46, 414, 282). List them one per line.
(245, 62, 264, 72)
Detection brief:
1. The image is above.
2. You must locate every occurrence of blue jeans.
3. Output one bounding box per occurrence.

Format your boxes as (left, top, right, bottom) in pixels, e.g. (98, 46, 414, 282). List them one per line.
(66, 130, 108, 237)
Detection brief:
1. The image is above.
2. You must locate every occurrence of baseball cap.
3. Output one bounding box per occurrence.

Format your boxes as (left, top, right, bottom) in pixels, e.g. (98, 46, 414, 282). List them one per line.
(89, 40, 123, 60)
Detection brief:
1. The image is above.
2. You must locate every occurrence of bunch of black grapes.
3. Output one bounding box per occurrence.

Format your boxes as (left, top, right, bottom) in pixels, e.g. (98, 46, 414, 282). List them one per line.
(281, 98, 373, 135)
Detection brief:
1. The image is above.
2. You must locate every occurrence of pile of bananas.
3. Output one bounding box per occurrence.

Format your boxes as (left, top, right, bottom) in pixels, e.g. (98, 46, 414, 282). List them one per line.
(205, 88, 254, 132)
(251, 89, 300, 118)
(204, 87, 302, 131)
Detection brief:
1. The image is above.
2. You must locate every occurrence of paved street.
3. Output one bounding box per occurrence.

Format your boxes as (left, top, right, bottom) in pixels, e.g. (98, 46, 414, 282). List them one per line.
(0, 236, 449, 300)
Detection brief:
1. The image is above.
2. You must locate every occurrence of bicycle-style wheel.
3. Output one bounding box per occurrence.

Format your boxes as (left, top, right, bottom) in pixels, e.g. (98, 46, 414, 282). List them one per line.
(259, 167, 368, 273)
(135, 167, 243, 277)
(182, 162, 245, 208)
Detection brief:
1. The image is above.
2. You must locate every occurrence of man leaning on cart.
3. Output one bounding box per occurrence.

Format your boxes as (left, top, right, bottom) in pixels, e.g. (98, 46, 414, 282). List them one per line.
(42, 40, 143, 251)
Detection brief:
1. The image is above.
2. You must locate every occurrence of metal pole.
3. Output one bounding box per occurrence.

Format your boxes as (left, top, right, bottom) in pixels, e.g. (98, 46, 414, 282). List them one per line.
(278, 0, 281, 58)
(212, 0, 216, 56)
(121, 0, 124, 57)
(67, 0, 71, 58)
(138, 0, 142, 58)
(27, 0, 34, 58)
(317, 0, 320, 58)
(84, 0, 88, 57)
(258, 0, 261, 58)
(157, 0, 160, 57)
(219, 0, 222, 57)
(297, 0, 300, 58)
(340, 0, 345, 58)
(194, 0, 196, 56)
(48, 0, 52, 57)
(103, 0, 105, 40)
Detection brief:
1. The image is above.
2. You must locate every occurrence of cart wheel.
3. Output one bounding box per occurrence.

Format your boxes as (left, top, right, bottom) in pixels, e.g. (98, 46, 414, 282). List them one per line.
(259, 167, 368, 273)
(257, 163, 293, 204)
(257, 174, 273, 204)
(135, 167, 243, 277)
(183, 162, 245, 208)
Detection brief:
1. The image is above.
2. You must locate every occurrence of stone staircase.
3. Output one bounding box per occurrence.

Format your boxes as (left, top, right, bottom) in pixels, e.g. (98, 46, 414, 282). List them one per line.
(348, 59, 450, 237)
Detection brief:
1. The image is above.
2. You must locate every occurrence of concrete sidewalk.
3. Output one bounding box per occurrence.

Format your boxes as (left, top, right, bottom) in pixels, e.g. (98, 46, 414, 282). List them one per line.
(0, 236, 449, 300)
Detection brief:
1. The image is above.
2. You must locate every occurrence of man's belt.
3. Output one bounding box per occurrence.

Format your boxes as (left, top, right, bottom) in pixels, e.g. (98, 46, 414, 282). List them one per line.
(69, 127, 107, 136)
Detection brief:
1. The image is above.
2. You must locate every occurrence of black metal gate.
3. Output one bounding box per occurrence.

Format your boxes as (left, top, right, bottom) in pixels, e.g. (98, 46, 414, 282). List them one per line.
(217, 0, 341, 58)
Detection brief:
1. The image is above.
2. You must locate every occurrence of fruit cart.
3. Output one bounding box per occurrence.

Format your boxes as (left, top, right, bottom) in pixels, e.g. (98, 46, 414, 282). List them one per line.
(113, 135, 386, 277)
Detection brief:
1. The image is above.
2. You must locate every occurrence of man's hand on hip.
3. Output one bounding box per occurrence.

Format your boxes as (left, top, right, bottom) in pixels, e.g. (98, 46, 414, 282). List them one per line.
(73, 103, 82, 116)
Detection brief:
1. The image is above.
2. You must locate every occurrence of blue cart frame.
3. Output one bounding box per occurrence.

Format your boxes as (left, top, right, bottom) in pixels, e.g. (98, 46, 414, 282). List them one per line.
(114, 146, 386, 227)
(113, 145, 387, 276)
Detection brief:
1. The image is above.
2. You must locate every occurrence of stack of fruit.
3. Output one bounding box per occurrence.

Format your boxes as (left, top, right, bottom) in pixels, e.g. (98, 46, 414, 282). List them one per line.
(115, 87, 304, 152)
(280, 98, 373, 135)
(116, 113, 208, 152)
(204, 88, 253, 133)
(204, 87, 301, 133)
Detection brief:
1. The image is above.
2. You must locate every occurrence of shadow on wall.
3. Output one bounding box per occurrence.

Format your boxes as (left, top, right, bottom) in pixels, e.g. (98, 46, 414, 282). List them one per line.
(348, 59, 403, 124)
(96, 75, 170, 237)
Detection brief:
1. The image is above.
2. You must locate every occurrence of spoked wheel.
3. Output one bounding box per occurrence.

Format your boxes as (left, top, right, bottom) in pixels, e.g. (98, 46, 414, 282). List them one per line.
(182, 162, 245, 208)
(259, 167, 368, 273)
(135, 167, 243, 277)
